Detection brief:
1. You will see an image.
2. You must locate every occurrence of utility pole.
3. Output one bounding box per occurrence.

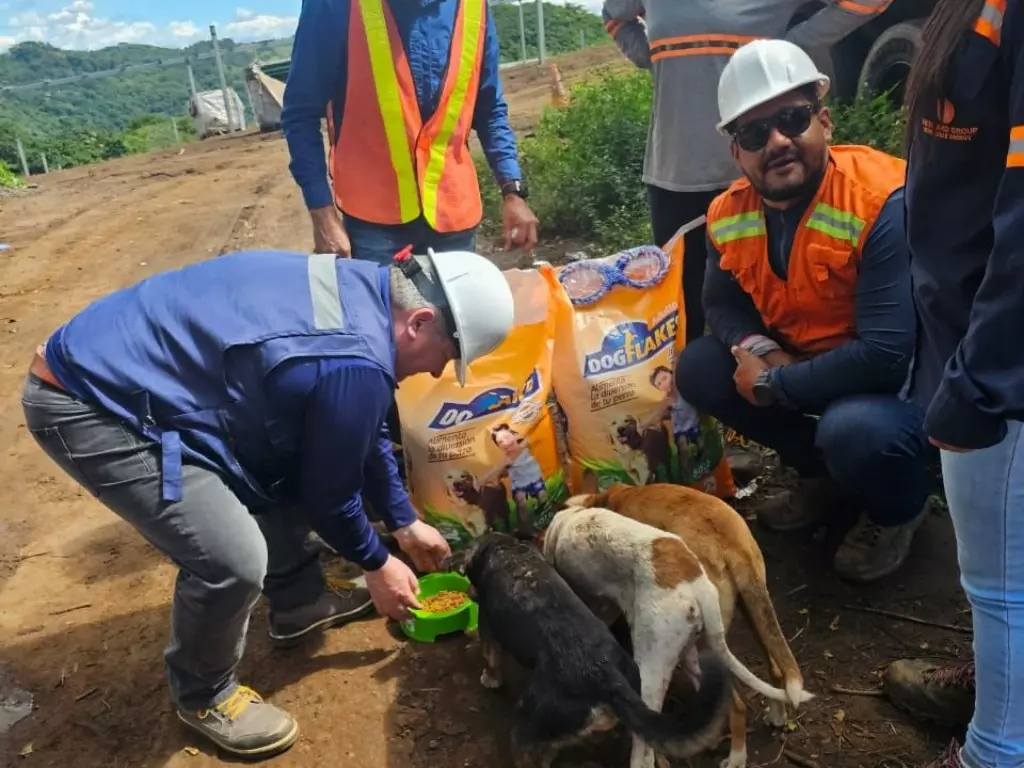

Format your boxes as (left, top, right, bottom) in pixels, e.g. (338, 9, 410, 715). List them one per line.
(40, 153, 49, 174)
(518, 0, 527, 61)
(580, 30, 586, 49)
(15, 136, 29, 177)
(186, 57, 199, 103)
(536, 0, 546, 63)
(209, 24, 236, 132)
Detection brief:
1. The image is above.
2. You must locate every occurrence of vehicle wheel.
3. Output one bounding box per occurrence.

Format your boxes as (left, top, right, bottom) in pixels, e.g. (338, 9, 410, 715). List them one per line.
(857, 19, 925, 106)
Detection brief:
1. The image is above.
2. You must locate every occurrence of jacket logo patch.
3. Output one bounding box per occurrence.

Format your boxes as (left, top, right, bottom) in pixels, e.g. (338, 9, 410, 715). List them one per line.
(922, 99, 979, 142)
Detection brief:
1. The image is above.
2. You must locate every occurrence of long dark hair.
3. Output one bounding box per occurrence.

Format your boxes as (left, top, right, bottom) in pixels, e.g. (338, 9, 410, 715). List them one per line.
(904, 0, 987, 149)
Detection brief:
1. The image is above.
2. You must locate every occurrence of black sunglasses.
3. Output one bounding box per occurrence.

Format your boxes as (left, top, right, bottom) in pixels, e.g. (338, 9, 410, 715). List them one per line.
(731, 104, 817, 152)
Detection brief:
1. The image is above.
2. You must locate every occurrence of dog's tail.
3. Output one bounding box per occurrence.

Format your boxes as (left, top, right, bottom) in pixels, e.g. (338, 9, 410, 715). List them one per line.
(604, 653, 730, 759)
(691, 575, 813, 707)
(723, 548, 814, 709)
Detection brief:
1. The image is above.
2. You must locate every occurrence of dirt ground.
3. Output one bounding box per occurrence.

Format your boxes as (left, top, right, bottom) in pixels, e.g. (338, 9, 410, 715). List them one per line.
(0, 50, 970, 768)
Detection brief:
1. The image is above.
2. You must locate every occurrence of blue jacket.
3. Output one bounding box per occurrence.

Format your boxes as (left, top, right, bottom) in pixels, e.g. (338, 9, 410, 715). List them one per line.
(45, 252, 416, 570)
(282, 0, 522, 212)
(905, 0, 1024, 449)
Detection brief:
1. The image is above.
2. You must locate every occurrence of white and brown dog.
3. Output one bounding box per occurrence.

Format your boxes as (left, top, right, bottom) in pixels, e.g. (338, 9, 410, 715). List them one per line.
(543, 502, 813, 768)
(565, 483, 813, 768)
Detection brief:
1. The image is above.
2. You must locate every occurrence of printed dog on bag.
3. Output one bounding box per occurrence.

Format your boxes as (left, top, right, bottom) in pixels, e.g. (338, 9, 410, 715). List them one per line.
(397, 266, 573, 547)
(552, 233, 736, 499)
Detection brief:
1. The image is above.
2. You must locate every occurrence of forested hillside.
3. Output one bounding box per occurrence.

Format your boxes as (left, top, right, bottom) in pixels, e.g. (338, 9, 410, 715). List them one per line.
(0, 2, 608, 175)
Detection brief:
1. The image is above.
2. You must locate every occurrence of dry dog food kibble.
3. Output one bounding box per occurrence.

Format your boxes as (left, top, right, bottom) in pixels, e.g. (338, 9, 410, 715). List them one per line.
(420, 591, 469, 613)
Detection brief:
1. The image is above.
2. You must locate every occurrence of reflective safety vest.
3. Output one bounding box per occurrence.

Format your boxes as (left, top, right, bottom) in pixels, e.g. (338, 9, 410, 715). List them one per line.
(329, 0, 487, 233)
(706, 145, 907, 355)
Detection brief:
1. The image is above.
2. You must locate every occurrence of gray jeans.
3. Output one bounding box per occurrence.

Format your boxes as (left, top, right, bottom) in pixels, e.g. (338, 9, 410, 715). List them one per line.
(20, 374, 326, 711)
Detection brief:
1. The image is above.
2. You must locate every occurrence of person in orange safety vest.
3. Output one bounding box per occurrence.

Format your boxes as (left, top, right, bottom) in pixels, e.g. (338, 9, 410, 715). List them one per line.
(673, 39, 931, 584)
(281, 0, 539, 263)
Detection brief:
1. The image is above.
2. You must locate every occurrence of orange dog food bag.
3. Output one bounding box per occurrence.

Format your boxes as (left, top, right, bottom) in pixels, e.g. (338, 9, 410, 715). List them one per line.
(551, 231, 736, 499)
(395, 265, 572, 549)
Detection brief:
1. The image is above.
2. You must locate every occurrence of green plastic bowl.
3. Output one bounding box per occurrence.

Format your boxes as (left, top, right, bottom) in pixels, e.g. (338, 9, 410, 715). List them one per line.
(400, 571, 479, 643)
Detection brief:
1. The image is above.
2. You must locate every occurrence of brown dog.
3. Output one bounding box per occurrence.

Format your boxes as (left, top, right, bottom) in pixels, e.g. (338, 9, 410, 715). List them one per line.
(566, 483, 808, 768)
(450, 470, 511, 532)
(609, 415, 672, 485)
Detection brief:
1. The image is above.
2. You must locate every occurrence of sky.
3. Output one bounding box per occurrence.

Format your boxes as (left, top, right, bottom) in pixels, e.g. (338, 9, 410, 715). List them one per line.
(0, 0, 598, 53)
(0, 1, 305, 52)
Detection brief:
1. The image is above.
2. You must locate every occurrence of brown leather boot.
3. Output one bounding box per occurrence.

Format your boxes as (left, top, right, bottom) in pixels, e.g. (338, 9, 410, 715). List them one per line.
(756, 476, 845, 532)
(883, 659, 975, 728)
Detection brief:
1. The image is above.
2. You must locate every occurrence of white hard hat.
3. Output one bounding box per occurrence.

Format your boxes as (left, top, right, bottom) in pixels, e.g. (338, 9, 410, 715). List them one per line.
(424, 248, 515, 386)
(716, 39, 830, 133)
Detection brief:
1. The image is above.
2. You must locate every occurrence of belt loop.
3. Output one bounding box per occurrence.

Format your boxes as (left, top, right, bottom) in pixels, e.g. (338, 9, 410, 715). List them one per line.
(160, 431, 183, 503)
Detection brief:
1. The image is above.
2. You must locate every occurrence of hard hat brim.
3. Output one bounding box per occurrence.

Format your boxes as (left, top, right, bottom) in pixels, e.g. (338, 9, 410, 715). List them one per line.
(424, 248, 471, 385)
(716, 75, 831, 135)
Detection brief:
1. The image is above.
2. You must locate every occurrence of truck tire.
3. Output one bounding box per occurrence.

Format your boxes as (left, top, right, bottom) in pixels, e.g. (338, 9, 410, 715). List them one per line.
(857, 19, 925, 104)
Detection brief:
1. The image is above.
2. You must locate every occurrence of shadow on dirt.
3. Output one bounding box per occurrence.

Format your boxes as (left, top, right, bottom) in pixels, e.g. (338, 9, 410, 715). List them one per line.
(59, 520, 164, 585)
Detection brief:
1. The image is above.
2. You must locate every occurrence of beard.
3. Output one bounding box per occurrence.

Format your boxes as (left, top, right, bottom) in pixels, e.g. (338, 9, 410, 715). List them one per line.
(755, 147, 825, 203)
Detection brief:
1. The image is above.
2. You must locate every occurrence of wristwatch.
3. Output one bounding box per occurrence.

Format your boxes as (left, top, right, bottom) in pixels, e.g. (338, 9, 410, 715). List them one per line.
(500, 178, 529, 200)
(752, 369, 776, 407)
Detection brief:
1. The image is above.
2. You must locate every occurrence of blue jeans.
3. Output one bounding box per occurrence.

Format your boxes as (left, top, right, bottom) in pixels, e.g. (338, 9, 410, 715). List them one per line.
(675, 336, 929, 526)
(345, 215, 477, 266)
(943, 422, 1024, 768)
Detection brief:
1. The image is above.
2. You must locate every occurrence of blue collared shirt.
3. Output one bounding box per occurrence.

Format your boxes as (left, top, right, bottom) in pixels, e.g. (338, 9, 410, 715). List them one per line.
(282, 0, 522, 211)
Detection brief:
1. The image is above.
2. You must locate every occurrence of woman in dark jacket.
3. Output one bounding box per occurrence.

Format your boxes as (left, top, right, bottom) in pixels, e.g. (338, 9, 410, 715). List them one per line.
(883, 0, 1024, 765)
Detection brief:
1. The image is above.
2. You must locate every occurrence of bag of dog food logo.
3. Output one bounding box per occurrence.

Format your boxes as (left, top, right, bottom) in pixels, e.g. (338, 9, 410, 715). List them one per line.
(396, 265, 572, 548)
(551, 231, 736, 499)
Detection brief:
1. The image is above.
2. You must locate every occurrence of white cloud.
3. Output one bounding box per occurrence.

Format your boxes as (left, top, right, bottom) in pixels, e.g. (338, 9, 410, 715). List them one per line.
(169, 20, 200, 39)
(224, 9, 297, 41)
(0, 3, 296, 50)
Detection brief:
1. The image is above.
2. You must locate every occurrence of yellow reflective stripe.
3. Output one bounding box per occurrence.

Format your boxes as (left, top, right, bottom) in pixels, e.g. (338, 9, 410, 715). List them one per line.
(805, 202, 866, 247)
(421, 0, 484, 225)
(358, 0, 419, 221)
(708, 210, 766, 244)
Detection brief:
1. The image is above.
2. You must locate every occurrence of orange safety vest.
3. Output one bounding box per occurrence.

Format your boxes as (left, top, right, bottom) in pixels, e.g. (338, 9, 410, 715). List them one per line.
(706, 145, 907, 355)
(328, 0, 486, 233)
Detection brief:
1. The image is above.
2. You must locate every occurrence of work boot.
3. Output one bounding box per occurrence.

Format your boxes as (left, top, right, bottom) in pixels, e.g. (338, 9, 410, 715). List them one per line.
(756, 476, 841, 532)
(832, 509, 927, 582)
(726, 443, 763, 487)
(883, 659, 975, 728)
(268, 575, 374, 647)
(177, 685, 299, 757)
(922, 739, 969, 768)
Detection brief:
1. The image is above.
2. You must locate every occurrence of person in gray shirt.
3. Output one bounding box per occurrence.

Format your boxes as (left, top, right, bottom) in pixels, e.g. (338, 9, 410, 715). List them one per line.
(603, 0, 893, 343)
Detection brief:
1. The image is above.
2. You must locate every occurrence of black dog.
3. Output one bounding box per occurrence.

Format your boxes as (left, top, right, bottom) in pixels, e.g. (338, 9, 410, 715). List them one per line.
(449, 532, 731, 768)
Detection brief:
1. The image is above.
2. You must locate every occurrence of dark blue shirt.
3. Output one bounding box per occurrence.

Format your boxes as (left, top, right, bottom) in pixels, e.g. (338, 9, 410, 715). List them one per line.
(282, 0, 522, 211)
(703, 186, 915, 411)
(262, 357, 418, 571)
(905, 0, 1024, 449)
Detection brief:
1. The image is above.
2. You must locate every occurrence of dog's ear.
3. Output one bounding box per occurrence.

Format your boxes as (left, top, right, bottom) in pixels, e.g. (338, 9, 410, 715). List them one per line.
(441, 546, 473, 575)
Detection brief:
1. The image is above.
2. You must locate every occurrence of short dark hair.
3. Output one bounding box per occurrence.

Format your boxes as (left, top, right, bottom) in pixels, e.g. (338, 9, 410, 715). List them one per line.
(649, 365, 672, 385)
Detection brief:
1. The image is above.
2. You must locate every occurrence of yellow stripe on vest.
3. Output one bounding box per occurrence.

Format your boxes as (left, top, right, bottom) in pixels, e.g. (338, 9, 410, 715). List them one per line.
(806, 202, 866, 247)
(421, 0, 484, 229)
(359, 0, 420, 222)
(709, 210, 766, 244)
